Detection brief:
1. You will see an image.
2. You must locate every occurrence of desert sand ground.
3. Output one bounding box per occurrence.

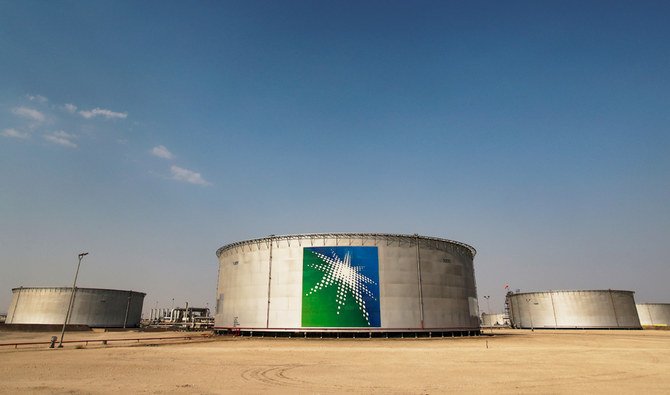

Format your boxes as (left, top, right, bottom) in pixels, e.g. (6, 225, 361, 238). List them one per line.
(1, 328, 669, 394)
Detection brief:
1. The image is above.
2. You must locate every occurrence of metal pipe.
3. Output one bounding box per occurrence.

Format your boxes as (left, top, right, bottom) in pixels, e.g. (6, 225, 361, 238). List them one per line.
(266, 235, 274, 329)
(549, 291, 558, 327)
(526, 297, 534, 332)
(9, 286, 22, 323)
(415, 234, 425, 329)
(123, 291, 132, 328)
(609, 289, 620, 328)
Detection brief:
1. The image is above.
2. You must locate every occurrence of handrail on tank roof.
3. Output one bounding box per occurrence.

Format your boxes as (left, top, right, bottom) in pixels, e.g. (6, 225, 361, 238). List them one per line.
(10, 286, 146, 296)
(216, 232, 476, 258)
(507, 289, 635, 297)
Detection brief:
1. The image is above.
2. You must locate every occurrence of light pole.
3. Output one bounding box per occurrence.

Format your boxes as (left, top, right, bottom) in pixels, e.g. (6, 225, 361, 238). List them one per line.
(58, 252, 88, 348)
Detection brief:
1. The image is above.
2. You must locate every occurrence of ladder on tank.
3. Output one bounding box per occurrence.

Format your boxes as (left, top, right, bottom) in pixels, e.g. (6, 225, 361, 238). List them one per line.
(503, 292, 512, 327)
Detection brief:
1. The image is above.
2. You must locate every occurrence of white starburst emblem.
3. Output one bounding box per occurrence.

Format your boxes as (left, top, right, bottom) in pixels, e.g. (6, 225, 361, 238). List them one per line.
(305, 249, 378, 325)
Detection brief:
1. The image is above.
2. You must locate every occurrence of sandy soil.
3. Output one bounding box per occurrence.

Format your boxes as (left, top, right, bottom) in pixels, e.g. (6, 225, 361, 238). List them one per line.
(1, 329, 669, 394)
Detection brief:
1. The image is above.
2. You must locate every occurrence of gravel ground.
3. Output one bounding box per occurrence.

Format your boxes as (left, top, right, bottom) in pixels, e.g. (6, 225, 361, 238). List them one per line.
(1, 329, 669, 394)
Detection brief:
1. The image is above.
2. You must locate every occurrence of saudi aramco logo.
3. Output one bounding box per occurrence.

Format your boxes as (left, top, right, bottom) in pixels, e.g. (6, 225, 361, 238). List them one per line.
(302, 246, 381, 327)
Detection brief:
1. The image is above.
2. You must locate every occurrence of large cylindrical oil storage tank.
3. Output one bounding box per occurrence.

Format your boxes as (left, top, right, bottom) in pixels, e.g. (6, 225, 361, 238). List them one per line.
(5, 287, 145, 328)
(636, 303, 670, 327)
(215, 233, 480, 335)
(506, 290, 641, 329)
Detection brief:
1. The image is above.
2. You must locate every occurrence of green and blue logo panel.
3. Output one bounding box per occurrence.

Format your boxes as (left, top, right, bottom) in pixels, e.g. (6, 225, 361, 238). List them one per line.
(302, 246, 381, 327)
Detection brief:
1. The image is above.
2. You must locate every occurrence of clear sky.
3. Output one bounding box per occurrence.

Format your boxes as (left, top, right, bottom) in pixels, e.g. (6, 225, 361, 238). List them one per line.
(1, 1, 669, 315)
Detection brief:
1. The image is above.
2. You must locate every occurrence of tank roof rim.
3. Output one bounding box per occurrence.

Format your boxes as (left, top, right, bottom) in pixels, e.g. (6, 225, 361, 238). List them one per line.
(508, 289, 635, 296)
(636, 302, 670, 306)
(215, 232, 476, 258)
(11, 286, 146, 296)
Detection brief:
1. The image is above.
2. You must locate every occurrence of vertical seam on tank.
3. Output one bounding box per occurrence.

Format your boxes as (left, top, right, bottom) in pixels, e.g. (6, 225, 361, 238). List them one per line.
(550, 291, 558, 327)
(266, 236, 274, 329)
(609, 290, 620, 328)
(10, 286, 23, 323)
(415, 234, 424, 329)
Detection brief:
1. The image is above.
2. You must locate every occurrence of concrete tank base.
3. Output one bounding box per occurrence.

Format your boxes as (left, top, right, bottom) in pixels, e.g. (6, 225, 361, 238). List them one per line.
(508, 327, 642, 330)
(215, 327, 481, 338)
(0, 324, 91, 332)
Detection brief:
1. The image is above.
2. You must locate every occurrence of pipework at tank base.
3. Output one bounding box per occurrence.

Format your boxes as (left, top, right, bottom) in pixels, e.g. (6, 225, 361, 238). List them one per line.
(215, 329, 481, 338)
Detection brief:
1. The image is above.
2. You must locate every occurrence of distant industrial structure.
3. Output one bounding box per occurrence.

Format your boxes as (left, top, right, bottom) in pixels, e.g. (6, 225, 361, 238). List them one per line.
(6, 287, 145, 328)
(506, 290, 641, 329)
(636, 303, 670, 327)
(481, 313, 508, 327)
(215, 233, 480, 336)
(147, 304, 213, 330)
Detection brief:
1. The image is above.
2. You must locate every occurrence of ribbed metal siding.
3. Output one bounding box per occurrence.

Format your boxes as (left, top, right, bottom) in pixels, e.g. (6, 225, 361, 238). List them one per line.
(507, 290, 641, 329)
(5, 287, 145, 328)
(215, 233, 479, 331)
(636, 303, 670, 326)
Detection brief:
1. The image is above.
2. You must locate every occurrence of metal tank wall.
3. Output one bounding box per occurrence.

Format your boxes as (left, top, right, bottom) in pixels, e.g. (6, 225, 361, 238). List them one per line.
(6, 287, 145, 328)
(507, 290, 641, 329)
(481, 313, 507, 327)
(215, 233, 480, 332)
(636, 303, 670, 327)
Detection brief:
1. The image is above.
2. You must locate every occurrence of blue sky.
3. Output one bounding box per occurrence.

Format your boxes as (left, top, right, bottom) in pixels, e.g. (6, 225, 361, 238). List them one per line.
(1, 1, 669, 314)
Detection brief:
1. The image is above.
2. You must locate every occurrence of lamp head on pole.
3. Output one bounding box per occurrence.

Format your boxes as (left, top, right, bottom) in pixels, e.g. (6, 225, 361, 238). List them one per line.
(78, 252, 89, 259)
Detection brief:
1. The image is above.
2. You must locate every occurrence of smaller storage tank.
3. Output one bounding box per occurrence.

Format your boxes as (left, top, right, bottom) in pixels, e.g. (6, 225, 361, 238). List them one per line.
(507, 290, 641, 329)
(636, 303, 670, 327)
(481, 313, 508, 327)
(5, 287, 145, 328)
